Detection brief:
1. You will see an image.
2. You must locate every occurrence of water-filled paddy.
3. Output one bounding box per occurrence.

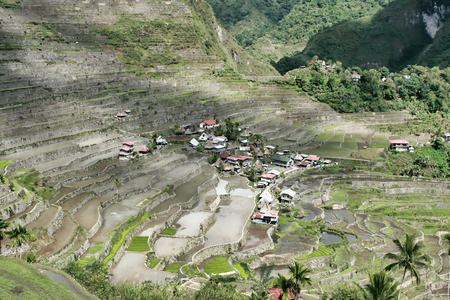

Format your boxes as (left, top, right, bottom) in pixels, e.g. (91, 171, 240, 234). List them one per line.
(154, 237, 189, 257)
(111, 252, 171, 284)
(322, 232, 343, 244)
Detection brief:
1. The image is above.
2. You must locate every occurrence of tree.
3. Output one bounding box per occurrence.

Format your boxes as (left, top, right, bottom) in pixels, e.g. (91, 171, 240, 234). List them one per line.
(5, 224, 36, 259)
(271, 273, 293, 300)
(360, 270, 399, 300)
(384, 234, 431, 300)
(0, 218, 11, 255)
(252, 264, 274, 299)
(331, 282, 364, 300)
(288, 262, 312, 298)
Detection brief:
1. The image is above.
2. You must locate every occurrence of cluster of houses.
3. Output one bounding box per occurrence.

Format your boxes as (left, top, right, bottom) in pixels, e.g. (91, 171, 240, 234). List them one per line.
(251, 185, 298, 225)
(118, 136, 168, 160)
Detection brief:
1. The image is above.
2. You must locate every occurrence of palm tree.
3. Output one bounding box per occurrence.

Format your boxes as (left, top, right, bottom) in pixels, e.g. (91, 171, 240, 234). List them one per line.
(360, 270, 399, 300)
(383, 234, 431, 300)
(271, 273, 293, 300)
(288, 262, 312, 299)
(442, 233, 450, 300)
(251, 264, 274, 299)
(5, 224, 36, 259)
(0, 218, 11, 255)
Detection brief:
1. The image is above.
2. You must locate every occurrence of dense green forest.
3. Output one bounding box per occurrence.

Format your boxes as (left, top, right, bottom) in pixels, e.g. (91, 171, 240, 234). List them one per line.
(280, 62, 450, 116)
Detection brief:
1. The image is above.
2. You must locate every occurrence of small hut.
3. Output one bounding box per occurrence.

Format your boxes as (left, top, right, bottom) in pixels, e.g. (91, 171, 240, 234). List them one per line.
(223, 162, 232, 171)
(139, 146, 150, 154)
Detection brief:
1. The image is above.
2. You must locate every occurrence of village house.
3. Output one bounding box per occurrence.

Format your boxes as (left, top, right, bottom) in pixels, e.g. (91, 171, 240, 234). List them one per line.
(389, 140, 414, 152)
(116, 111, 128, 118)
(272, 153, 294, 167)
(213, 144, 226, 153)
(119, 142, 134, 160)
(199, 132, 209, 142)
(212, 136, 227, 145)
(219, 151, 230, 160)
(252, 210, 279, 224)
(227, 155, 253, 170)
(258, 189, 274, 208)
(199, 119, 219, 129)
(280, 188, 297, 204)
(189, 138, 199, 149)
(139, 146, 150, 154)
(304, 155, 321, 166)
(351, 72, 361, 83)
(156, 136, 167, 145)
(267, 169, 281, 177)
(260, 173, 276, 183)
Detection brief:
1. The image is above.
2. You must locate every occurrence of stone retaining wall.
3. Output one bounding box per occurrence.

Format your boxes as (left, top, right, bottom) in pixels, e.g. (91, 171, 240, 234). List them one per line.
(54, 239, 91, 269)
(11, 197, 44, 227)
(47, 207, 64, 236)
(234, 227, 275, 260)
(0, 196, 33, 219)
(0, 191, 17, 206)
(86, 199, 114, 239)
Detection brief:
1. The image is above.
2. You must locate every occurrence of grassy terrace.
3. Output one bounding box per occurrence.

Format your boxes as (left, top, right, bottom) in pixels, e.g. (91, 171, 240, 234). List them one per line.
(203, 257, 233, 275)
(127, 236, 150, 252)
(296, 247, 333, 261)
(103, 212, 152, 264)
(0, 160, 14, 169)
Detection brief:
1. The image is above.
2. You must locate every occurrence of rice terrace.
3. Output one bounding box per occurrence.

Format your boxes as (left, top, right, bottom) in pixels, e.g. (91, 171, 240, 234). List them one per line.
(1, 0, 450, 299)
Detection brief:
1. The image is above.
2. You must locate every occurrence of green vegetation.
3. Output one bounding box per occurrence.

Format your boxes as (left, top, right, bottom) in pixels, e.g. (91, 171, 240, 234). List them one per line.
(233, 262, 251, 278)
(160, 228, 177, 236)
(0, 258, 79, 299)
(0, 0, 21, 9)
(12, 168, 56, 200)
(127, 236, 150, 252)
(165, 262, 185, 274)
(181, 264, 208, 278)
(26, 23, 64, 42)
(148, 258, 160, 269)
(296, 247, 333, 261)
(103, 213, 151, 263)
(203, 257, 233, 275)
(0, 160, 14, 169)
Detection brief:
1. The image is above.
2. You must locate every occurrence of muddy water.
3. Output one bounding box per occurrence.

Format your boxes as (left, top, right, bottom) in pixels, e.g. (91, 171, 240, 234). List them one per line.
(300, 194, 320, 203)
(48, 186, 76, 204)
(151, 162, 200, 190)
(174, 211, 212, 237)
(2, 142, 76, 161)
(323, 211, 339, 223)
(74, 190, 116, 230)
(111, 252, 171, 284)
(255, 265, 290, 279)
(205, 187, 256, 247)
(333, 209, 356, 223)
(154, 237, 189, 257)
(118, 176, 151, 194)
(90, 204, 140, 243)
(39, 216, 77, 256)
(242, 225, 271, 250)
(26, 206, 59, 229)
(121, 189, 158, 208)
(439, 253, 449, 275)
(359, 234, 372, 240)
(61, 193, 89, 210)
(301, 203, 321, 222)
(67, 174, 110, 188)
(322, 232, 343, 244)
(345, 234, 357, 243)
(151, 165, 213, 214)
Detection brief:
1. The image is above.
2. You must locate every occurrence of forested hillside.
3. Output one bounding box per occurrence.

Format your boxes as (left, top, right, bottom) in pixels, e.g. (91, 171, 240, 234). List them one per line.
(207, 0, 450, 75)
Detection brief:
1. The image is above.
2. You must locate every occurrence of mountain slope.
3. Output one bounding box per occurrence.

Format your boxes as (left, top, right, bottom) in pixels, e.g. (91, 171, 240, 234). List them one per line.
(285, 0, 450, 72)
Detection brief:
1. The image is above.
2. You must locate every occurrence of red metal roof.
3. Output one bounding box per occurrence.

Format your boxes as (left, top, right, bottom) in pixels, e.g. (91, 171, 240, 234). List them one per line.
(120, 147, 133, 152)
(261, 174, 276, 179)
(389, 140, 408, 144)
(123, 142, 135, 146)
(139, 146, 150, 153)
(228, 155, 253, 161)
(202, 119, 218, 125)
(306, 155, 320, 161)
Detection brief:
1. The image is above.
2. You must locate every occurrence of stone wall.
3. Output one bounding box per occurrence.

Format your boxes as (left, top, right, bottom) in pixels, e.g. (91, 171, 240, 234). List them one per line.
(53, 239, 91, 269)
(87, 199, 114, 239)
(0, 191, 17, 206)
(47, 207, 64, 236)
(234, 227, 275, 260)
(0, 195, 33, 219)
(47, 230, 82, 262)
(11, 197, 44, 227)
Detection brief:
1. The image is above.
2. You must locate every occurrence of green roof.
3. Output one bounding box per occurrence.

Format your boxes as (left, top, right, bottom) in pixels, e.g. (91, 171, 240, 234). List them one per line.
(272, 154, 291, 163)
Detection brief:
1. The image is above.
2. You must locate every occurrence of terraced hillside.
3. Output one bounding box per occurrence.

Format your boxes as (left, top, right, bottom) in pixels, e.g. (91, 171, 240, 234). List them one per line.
(2, 1, 447, 299)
